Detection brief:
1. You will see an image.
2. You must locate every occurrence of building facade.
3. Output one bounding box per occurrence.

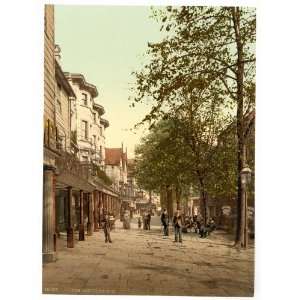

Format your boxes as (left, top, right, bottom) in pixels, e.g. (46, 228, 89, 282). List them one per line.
(43, 4, 59, 263)
(64, 72, 109, 169)
(105, 145, 128, 192)
(43, 6, 120, 264)
(105, 146, 133, 217)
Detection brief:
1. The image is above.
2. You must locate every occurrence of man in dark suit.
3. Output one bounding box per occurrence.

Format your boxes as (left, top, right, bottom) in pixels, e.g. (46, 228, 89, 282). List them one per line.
(161, 208, 169, 236)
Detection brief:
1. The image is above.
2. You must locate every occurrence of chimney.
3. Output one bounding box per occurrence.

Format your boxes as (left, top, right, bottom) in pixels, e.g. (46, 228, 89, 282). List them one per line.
(54, 44, 61, 63)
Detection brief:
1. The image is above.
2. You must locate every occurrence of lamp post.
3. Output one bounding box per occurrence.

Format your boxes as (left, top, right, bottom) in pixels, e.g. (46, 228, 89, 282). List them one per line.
(241, 165, 252, 248)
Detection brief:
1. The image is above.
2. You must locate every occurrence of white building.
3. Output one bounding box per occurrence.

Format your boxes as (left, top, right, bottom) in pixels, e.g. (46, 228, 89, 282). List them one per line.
(64, 72, 109, 169)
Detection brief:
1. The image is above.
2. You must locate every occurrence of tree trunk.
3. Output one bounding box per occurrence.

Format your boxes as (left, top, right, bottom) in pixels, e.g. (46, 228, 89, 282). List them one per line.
(159, 186, 166, 210)
(175, 185, 181, 211)
(196, 171, 208, 226)
(166, 185, 173, 218)
(202, 190, 208, 227)
(232, 7, 247, 248)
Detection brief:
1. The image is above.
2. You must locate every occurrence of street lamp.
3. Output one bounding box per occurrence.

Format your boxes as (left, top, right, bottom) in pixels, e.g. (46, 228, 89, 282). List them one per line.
(241, 166, 252, 186)
(240, 165, 252, 248)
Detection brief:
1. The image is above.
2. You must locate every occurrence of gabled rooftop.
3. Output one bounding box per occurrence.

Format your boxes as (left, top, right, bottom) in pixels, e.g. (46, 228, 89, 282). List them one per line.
(105, 148, 127, 166)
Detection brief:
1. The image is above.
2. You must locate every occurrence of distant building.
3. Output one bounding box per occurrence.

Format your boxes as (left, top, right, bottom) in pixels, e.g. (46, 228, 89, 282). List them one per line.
(105, 145, 128, 192)
(105, 145, 134, 217)
(127, 158, 137, 200)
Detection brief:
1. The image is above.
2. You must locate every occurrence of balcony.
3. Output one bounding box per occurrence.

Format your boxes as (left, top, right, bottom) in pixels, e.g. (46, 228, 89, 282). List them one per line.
(100, 118, 109, 128)
(93, 102, 105, 116)
(78, 135, 92, 145)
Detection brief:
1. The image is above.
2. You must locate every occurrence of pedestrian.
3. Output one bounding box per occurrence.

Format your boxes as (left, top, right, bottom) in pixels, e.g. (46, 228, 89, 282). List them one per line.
(123, 210, 130, 229)
(196, 212, 203, 234)
(142, 212, 147, 230)
(160, 208, 169, 236)
(193, 214, 198, 233)
(138, 216, 142, 229)
(147, 211, 152, 230)
(173, 210, 183, 243)
(101, 211, 112, 243)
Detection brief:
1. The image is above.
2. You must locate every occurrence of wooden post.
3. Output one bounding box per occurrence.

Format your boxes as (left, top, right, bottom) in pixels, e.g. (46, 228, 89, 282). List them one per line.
(107, 195, 110, 213)
(104, 194, 108, 212)
(79, 190, 85, 241)
(109, 195, 111, 213)
(87, 193, 93, 236)
(53, 174, 57, 251)
(99, 191, 102, 226)
(66, 186, 74, 248)
(112, 197, 115, 215)
(93, 191, 99, 231)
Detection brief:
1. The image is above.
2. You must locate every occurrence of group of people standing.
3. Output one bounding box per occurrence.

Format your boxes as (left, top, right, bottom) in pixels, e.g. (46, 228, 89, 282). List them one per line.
(99, 209, 217, 244)
(138, 211, 152, 230)
(160, 209, 217, 242)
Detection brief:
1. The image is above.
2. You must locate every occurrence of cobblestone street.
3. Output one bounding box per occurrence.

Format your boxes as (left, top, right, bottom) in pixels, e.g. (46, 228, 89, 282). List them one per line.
(43, 216, 254, 296)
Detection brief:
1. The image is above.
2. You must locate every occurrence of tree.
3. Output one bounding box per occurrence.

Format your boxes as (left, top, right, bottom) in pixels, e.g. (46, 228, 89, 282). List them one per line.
(132, 6, 255, 247)
(134, 119, 195, 215)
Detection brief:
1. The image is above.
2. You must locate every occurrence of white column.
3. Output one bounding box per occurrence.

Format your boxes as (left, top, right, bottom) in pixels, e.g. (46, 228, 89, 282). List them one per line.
(43, 165, 56, 263)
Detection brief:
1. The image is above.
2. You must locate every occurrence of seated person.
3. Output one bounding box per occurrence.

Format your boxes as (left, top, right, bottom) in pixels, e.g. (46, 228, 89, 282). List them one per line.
(199, 220, 209, 238)
(208, 217, 216, 233)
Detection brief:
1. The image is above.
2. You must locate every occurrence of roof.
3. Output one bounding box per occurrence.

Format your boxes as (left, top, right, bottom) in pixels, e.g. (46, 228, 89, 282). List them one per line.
(64, 72, 98, 98)
(55, 60, 76, 98)
(105, 148, 122, 165)
(105, 148, 127, 166)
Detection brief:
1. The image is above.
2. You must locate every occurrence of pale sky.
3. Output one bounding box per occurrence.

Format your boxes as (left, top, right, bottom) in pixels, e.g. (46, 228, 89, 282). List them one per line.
(55, 5, 165, 158)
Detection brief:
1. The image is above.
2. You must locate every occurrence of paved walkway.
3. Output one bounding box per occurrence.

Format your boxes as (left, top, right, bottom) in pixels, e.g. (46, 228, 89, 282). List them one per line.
(43, 216, 254, 296)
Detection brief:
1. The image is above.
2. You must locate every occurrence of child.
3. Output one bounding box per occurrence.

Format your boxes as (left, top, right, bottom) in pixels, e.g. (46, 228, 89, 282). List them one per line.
(138, 217, 142, 229)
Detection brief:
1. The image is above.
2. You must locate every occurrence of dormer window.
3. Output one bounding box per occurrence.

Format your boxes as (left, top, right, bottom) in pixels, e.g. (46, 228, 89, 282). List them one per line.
(82, 93, 88, 106)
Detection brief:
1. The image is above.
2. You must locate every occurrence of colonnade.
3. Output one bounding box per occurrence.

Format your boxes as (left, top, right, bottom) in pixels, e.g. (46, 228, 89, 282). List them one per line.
(43, 167, 120, 263)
